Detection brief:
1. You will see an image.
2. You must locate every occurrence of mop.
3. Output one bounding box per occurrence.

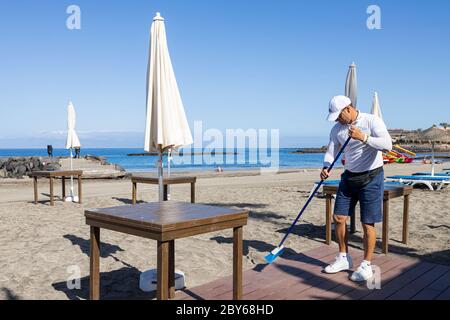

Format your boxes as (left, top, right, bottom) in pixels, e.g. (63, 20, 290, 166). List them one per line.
(264, 136, 351, 264)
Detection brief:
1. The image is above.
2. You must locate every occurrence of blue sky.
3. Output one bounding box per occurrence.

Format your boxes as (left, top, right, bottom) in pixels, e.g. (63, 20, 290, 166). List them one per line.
(0, 0, 449, 148)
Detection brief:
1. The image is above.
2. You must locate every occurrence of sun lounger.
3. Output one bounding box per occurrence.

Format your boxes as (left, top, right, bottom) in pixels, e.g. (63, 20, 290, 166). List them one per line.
(412, 172, 449, 176)
(309, 180, 341, 198)
(386, 175, 450, 191)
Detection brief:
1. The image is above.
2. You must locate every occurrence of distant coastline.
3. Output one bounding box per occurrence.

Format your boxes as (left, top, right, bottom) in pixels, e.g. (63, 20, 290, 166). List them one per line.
(127, 151, 239, 156)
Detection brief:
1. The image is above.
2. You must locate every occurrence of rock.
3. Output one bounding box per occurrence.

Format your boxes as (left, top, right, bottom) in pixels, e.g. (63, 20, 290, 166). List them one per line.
(33, 159, 43, 170)
(5, 160, 16, 171)
(0, 158, 7, 169)
(42, 162, 61, 171)
(15, 165, 27, 177)
(0, 157, 55, 179)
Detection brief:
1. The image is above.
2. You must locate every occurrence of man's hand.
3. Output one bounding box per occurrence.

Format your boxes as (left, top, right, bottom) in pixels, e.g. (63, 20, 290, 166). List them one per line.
(348, 125, 365, 142)
(320, 167, 330, 180)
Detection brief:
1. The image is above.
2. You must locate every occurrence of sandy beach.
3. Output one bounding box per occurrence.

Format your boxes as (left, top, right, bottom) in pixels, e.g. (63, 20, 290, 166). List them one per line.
(0, 162, 449, 300)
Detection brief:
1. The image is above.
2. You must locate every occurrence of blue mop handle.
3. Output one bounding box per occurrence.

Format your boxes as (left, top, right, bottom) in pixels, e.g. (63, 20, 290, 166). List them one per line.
(277, 136, 351, 248)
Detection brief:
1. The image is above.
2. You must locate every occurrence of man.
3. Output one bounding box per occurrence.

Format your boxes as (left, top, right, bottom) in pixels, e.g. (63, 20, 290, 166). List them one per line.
(321, 95, 392, 281)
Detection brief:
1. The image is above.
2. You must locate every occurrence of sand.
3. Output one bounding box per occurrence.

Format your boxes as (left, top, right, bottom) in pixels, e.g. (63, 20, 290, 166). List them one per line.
(0, 162, 449, 300)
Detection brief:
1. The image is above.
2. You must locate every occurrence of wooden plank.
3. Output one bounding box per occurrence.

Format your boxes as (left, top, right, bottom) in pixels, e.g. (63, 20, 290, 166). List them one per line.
(162, 218, 248, 241)
(132, 182, 137, 205)
(176, 245, 450, 301)
(241, 250, 339, 300)
(157, 241, 169, 300)
(89, 226, 100, 300)
(233, 227, 243, 300)
(382, 199, 389, 254)
(85, 202, 248, 232)
(363, 261, 435, 300)
(62, 176, 66, 198)
(49, 177, 54, 206)
(423, 269, 450, 292)
(31, 170, 83, 177)
(284, 252, 392, 300)
(436, 287, 450, 300)
(388, 264, 450, 300)
(33, 176, 38, 204)
(191, 183, 195, 203)
(78, 175, 82, 204)
(169, 240, 175, 299)
(340, 256, 419, 300)
(132, 175, 197, 185)
(207, 246, 337, 300)
(308, 253, 393, 300)
(402, 194, 409, 244)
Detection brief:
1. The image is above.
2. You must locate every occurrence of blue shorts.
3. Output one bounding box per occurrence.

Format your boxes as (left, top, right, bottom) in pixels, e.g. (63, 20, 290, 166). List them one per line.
(334, 168, 384, 224)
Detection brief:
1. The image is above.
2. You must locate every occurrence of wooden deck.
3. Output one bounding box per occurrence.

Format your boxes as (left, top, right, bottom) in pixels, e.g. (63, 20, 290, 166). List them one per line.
(175, 245, 450, 300)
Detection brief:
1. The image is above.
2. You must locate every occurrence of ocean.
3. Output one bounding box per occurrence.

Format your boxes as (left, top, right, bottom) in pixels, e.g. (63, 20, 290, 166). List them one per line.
(0, 148, 330, 172)
(0, 148, 443, 173)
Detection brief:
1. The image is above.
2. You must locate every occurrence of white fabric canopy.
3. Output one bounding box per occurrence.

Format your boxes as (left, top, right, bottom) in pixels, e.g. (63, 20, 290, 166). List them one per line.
(345, 62, 358, 107)
(144, 12, 193, 202)
(66, 101, 81, 149)
(144, 12, 193, 153)
(371, 92, 383, 120)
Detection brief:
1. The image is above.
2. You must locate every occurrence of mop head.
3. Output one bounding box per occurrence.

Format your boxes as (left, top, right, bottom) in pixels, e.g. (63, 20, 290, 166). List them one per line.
(264, 246, 285, 264)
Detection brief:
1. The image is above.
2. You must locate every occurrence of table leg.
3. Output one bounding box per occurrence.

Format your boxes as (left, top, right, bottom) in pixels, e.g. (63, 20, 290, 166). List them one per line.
(90, 226, 100, 300)
(50, 177, 54, 206)
(62, 177, 66, 198)
(169, 240, 175, 299)
(402, 194, 409, 244)
(78, 175, 82, 204)
(325, 195, 332, 245)
(382, 199, 389, 254)
(157, 241, 169, 300)
(33, 177, 38, 204)
(191, 183, 195, 203)
(163, 185, 168, 201)
(132, 182, 137, 205)
(233, 226, 243, 300)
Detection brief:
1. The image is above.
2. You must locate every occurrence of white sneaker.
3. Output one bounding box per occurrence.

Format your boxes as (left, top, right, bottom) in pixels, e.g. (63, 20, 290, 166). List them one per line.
(323, 254, 353, 274)
(350, 262, 373, 282)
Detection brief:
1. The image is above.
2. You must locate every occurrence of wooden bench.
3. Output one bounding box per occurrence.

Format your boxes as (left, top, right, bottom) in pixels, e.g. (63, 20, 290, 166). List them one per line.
(131, 175, 197, 204)
(322, 182, 412, 254)
(31, 170, 83, 206)
(85, 201, 248, 300)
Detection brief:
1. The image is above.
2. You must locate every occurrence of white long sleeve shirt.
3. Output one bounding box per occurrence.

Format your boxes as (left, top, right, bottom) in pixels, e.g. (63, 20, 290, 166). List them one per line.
(323, 112, 393, 173)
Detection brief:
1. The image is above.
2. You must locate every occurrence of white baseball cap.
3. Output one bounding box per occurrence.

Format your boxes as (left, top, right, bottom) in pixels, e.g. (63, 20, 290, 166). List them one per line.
(327, 95, 352, 121)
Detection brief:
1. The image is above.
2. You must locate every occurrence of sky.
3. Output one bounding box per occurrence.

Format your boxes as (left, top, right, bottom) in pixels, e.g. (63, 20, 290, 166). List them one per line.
(0, 0, 449, 148)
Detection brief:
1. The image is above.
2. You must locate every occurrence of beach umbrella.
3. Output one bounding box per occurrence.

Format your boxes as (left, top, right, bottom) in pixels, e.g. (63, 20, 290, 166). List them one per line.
(398, 126, 449, 176)
(420, 126, 449, 176)
(345, 62, 358, 107)
(144, 12, 193, 202)
(371, 92, 383, 120)
(65, 101, 81, 202)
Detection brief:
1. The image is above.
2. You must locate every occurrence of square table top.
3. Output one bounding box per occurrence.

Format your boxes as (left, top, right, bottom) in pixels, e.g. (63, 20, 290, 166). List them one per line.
(85, 201, 248, 234)
(322, 181, 413, 199)
(31, 170, 83, 177)
(131, 174, 196, 184)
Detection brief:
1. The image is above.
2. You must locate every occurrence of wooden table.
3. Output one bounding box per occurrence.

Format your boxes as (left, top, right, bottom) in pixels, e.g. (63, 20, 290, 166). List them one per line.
(85, 201, 248, 300)
(322, 182, 413, 254)
(131, 175, 197, 204)
(31, 170, 83, 206)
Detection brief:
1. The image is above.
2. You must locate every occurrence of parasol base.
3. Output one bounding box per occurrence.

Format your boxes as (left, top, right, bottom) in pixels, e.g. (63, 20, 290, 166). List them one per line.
(64, 196, 79, 203)
(139, 268, 185, 292)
